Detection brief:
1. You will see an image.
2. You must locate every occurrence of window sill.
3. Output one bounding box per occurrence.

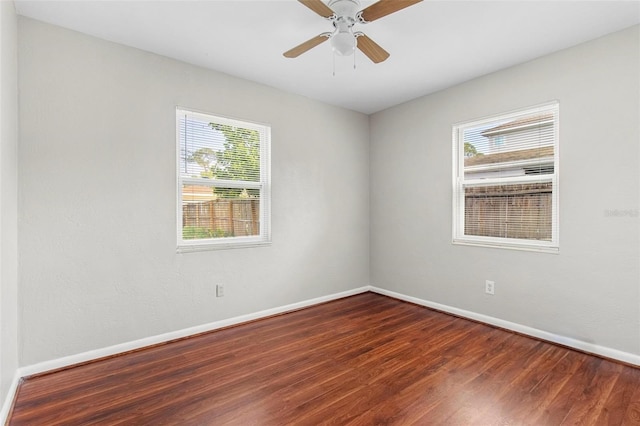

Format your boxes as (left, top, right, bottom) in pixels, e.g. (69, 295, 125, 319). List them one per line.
(452, 239, 559, 254)
(177, 240, 272, 253)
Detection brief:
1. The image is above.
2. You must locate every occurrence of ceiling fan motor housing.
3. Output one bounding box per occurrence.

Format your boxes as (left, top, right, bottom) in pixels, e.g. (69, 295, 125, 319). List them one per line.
(328, 0, 360, 21)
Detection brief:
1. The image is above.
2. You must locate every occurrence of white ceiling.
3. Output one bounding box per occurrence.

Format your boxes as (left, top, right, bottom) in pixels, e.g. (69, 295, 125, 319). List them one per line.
(14, 0, 640, 114)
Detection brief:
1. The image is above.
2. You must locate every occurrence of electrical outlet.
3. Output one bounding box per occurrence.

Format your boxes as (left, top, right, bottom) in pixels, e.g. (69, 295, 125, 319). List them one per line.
(485, 280, 495, 295)
(216, 284, 225, 298)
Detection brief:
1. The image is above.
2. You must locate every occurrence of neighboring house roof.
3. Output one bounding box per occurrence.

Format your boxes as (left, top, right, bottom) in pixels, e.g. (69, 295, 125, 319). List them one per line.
(481, 113, 554, 136)
(183, 185, 217, 202)
(465, 146, 554, 167)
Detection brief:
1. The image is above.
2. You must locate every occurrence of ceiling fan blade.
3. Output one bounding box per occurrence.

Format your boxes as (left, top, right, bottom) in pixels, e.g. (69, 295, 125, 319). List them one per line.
(359, 0, 422, 23)
(283, 33, 331, 58)
(356, 34, 390, 63)
(298, 0, 335, 18)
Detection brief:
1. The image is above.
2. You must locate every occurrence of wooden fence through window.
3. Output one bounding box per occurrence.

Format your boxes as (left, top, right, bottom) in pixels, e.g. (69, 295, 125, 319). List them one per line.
(183, 199, 260, 238)
(465, 183, 552, 241)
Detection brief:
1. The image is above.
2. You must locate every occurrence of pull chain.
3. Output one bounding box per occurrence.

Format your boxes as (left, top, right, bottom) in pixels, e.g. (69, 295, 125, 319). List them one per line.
(332, 50, 357, 76)
(333, 51, 336, 77)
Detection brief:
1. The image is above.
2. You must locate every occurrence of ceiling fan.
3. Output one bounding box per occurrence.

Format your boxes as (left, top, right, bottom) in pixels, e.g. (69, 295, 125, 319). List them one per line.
(284, 0, 423, 64)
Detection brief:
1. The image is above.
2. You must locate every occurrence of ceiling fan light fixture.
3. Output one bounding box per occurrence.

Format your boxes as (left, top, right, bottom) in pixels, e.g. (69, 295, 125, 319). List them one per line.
(331, 30, 356, 56)
(285, 0, 423, 63)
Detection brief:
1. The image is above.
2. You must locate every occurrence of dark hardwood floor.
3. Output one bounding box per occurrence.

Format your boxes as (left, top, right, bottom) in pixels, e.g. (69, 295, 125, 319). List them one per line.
(8, 292, 640, 425)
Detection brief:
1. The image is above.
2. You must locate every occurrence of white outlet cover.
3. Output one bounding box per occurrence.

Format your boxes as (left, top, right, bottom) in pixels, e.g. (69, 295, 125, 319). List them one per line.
(485, 280, 495, 295)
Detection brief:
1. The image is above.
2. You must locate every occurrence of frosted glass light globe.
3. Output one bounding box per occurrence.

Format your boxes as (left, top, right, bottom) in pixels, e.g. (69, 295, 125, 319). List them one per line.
(331, 32, 356, 56)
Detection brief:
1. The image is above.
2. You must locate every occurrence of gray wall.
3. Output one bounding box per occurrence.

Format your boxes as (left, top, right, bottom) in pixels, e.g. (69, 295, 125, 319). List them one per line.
(370, 25, 640, 356)
(12, 13, 640, 374)
(0, 0, 19, 406)
(18, 18, 370, 366)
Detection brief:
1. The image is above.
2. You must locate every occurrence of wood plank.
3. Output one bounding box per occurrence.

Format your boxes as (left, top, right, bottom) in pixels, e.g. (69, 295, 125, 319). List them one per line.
(560, 360, 623, 424)
(440, 343, 569, 424)
(621, 379, 640, 425)
(530, 355, 604, 424)
(8, 292, 640, 425)
(595, 365, 640, 424)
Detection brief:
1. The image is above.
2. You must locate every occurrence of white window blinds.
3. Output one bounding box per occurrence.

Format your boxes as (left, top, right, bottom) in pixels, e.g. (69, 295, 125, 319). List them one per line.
(453, 102, 559, 252)
(176, 109, 271, 251)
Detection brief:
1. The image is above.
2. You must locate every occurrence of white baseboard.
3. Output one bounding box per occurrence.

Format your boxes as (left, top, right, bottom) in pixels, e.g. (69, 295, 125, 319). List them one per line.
(370, 286, 640, 367)
(18, 286, 371, 378)
(0, 371, 21, 425)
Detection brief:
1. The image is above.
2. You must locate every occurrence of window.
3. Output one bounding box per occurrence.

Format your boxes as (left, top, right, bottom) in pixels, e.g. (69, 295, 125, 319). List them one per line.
(452, 102, 559, 252)
(176, 108, 271, 251)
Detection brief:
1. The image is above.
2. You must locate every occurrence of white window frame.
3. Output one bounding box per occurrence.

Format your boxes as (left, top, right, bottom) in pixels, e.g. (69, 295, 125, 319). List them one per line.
(452, 102, 559, 253)
(176, 108, 271, 252)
